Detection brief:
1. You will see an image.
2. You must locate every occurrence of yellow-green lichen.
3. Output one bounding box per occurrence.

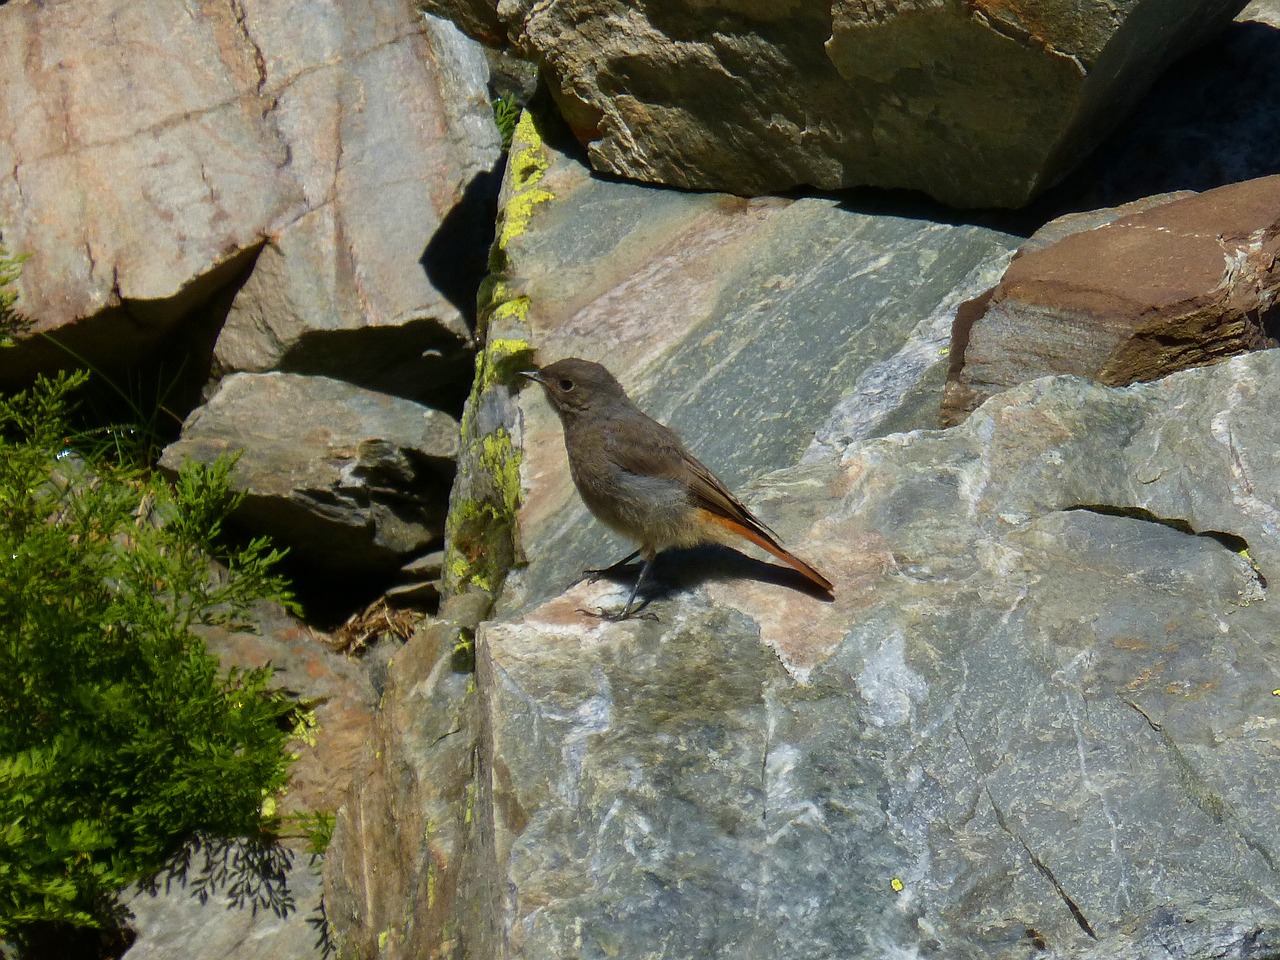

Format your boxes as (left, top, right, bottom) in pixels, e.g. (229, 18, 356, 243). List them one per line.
(440, 110, 551, 601)
(480, 337, 536, 392)
(477, 277, 533, 338)
(481, 428, 522, 518)
(463, 778, 477, 825)
(489, 295, 531, 326)
(442, 417, 522, 597)
(495, 111, 555, 254)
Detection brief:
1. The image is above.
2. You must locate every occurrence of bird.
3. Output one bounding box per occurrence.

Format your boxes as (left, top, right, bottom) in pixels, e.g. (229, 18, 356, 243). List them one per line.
(521, 357, 833, 620)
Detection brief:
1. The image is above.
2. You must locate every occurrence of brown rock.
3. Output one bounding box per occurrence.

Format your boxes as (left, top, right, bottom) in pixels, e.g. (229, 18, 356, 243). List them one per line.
(323, 591, 495, 960)
(941, 175, 1280, 426)
(196, 600, 378, 820)
(428, 0, 1245, 207)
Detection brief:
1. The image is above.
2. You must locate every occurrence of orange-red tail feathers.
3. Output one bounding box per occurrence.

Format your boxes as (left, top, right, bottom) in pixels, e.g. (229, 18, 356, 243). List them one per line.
(701, 510, 834, 594)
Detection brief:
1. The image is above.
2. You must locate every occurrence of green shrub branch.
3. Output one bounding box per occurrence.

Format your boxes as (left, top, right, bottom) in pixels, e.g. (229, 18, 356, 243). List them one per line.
(0, 371, 300, 945)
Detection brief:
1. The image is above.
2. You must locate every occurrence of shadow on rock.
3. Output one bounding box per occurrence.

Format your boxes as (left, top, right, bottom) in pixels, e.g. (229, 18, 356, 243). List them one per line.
(588, 545, 835, 610)
(1044, 19, 1280, 212)
(136, 833, 298, 920)
(421, 162, 504, 326)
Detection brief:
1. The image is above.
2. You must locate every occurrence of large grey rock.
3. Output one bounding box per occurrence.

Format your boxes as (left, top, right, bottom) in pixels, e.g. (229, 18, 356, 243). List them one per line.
(477, 349, 1280, 959)
(327, 108, 1017, 958)
(327, 109, 1280, 960)
(0, 0, 500, 405)
(941, 175, 1280, 426)
(447, 109, 1019, 607)
(426, 0, 1244, 207)
(160, 372, 459, 574)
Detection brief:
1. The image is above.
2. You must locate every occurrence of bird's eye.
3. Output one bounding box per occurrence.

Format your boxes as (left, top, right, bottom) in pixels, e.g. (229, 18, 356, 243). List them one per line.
(558, 378, 575, 392)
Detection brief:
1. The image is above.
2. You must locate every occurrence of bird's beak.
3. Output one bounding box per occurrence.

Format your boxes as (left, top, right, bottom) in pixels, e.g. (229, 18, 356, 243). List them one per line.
(518, 369, 544, 384)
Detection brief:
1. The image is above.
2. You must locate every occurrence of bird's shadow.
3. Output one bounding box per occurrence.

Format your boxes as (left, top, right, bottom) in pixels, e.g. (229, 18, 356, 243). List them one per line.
(581, 544, 834, 611)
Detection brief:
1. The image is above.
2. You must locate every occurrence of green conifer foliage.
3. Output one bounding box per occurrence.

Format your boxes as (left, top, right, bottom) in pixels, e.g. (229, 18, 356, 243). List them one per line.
(0, 372, 298, 945)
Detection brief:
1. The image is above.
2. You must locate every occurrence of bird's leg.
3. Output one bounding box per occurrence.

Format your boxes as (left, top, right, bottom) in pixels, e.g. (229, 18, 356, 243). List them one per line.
(579, 555, 659, 622)
(616, 557, 653, 620)
(582, 549, 641, 582)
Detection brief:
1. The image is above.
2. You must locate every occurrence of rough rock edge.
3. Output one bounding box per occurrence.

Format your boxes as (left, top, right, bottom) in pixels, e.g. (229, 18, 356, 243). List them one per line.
(442, 110, 549, 600)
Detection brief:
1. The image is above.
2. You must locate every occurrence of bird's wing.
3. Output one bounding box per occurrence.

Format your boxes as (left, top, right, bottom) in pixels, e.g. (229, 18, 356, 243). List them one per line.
(605, 413, 781, 542)
(605, 411, 834, 594)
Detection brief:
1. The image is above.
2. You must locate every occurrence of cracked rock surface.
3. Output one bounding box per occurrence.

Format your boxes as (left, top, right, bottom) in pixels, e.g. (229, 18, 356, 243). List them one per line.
(479, 350, 1280, 959)
(428, 0, 1244, 206)
(0, 0, 500, 404)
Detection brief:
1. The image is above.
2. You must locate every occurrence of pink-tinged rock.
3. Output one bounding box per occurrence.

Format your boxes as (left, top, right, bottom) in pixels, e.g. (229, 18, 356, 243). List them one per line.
(0, 0, 500, 398)
(211, 5, 501, 401)
(196, 600, 377, 820)
(941, 175, 1280, 426)
(0, 0, 298, 382)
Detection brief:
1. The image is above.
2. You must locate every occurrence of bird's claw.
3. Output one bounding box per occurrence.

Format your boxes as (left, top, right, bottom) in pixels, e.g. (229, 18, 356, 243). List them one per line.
(576, 606, 659, 623)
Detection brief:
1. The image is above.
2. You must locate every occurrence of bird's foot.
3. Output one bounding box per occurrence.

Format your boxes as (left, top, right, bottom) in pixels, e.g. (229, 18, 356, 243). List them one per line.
(580, 550, 642, 584)
(576, 605, 659, 623)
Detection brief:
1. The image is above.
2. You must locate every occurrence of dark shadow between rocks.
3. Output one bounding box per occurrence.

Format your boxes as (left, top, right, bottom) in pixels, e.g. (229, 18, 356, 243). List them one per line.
(276, 320, 477, 415)
(1, 248, 256, 468)
(1033, 18, 1280, 217)
(421, 160, 505, 328)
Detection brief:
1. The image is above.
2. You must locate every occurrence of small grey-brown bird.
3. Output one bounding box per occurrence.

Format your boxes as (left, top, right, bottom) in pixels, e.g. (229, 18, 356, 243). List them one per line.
(523, 357, 833, 620)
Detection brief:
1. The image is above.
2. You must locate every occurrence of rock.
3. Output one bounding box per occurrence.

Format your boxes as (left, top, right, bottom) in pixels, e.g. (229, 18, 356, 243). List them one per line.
(1046, 5, 1280, 209)
(441, 108, 1019, 604)
(332, 106, 1013, 958)
(0, 0, 500, 408)
(425, 0, 1245, 207)
(159, 372, 459, 574)
(337, 108, 1280, 960)
(385, 549, 446, 607)
(941, 175, 1280, 427)
(123, 839, 324, 960)
(0, 0, 297, 387)
(212, 10, 503, 408)
(323, 591, 497, 960)
(196, 600, 377, 820)
(426, 0, 508, 47)
(475, 348, 1280, 959)
(1243, 0, 1280, 25)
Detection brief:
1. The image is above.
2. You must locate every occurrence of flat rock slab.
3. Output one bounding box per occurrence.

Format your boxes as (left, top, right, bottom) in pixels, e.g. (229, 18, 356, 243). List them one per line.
(480, 349, 1280, 959)
(941, 175, 1280, 426)
(160, 372, 459, 573)
(429, 0, 1244, 207)
(492, 113, 1020, 615)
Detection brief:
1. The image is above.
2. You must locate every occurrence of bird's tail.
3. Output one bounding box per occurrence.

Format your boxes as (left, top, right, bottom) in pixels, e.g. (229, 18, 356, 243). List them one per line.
(703, 512, 834, 594)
